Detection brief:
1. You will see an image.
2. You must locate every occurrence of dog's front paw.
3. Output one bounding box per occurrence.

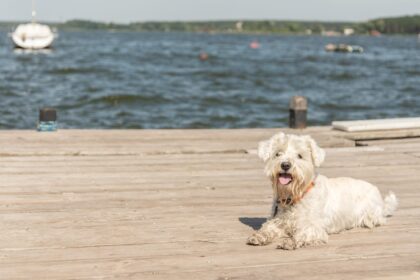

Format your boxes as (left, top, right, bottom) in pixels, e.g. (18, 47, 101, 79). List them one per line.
(247, 232, 269, 246)
(276, 238, 297, 250)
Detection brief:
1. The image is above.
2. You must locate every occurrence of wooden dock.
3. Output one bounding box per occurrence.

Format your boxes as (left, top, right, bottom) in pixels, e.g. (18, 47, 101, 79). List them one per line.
(0, 127, 419, 279)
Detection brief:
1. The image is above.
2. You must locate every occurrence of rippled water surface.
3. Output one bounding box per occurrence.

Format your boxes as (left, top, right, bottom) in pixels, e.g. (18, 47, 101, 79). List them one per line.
(0, 31, 419, 129)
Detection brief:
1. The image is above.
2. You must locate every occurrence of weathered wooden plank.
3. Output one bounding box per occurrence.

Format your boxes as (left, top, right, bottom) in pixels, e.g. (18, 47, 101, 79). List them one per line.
(1, 243, 418, 280)
(345, 128, 420, 141)
(0, 128, 353, 157)
(333, 118, 420, 132)
(1, 146, 419, 169)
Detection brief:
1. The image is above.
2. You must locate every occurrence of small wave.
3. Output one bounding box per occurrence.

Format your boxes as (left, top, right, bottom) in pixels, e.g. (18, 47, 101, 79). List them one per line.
(47, 67, 111, 75)
(400, 86, 418, 93)
(324, 72, 359, 81)
(0, 88, 18, 97)
(56, 93, 171, 110)
(200, 96, 234, 106)
(338, 60, 352, 66)
(405, 69, 420, 76)
(209, 115, 240, 122)
(304, 55, 320, 62)
(92, 94, 171, 106)
(318, 102, 372, 110)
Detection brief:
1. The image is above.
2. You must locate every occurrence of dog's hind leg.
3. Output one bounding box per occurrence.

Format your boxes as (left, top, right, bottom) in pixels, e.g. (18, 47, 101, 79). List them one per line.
(360, 209, 387, 228)
(247, 219, 286, 246)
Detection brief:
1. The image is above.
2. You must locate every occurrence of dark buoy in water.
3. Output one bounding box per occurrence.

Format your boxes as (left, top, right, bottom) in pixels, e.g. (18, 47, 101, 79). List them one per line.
(199, 52, 209, 61)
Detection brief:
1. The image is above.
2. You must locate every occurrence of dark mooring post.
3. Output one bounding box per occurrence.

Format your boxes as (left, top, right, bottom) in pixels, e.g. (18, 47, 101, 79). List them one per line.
(289, 96, 307, 129)
(38, 108, 58, 132)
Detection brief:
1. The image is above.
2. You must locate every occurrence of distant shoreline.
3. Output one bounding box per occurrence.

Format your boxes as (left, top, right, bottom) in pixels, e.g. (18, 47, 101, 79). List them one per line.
(0, 15, 419, 35)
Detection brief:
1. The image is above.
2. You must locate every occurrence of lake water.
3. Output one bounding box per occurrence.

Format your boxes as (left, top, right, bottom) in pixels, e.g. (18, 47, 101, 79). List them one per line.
(0, 31, 419, 129)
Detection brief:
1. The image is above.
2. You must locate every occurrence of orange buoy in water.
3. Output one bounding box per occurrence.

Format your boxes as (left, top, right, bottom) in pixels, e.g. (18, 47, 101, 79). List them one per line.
(250, 41, 260, 49)
(199, 52, 209, 61)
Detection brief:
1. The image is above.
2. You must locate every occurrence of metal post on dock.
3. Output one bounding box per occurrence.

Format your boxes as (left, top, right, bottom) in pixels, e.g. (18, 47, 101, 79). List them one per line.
(38, 108, 58, 132)
(289, 96, 307, 129)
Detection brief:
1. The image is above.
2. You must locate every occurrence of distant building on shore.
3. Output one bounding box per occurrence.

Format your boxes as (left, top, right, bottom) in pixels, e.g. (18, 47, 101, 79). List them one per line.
(322, 30, 341, 37)
(236, 21, 243, 32)
(343, 28, 355, 36)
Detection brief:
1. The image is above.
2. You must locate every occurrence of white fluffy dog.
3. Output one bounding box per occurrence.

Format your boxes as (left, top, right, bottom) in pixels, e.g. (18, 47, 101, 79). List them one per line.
(247, 132, 398, 250)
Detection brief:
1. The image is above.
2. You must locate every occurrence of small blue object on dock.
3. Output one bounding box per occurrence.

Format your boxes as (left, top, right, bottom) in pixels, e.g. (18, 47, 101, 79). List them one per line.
(38, 108, 57, 132)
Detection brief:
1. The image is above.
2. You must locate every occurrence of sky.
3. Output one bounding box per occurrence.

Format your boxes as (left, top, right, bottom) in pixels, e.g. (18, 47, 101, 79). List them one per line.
(0, 0, 419, 23)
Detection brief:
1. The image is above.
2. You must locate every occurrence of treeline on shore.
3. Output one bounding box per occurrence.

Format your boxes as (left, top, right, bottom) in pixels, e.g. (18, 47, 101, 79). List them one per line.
(57, 20, 350, 34)
(1, 15, 419, 34)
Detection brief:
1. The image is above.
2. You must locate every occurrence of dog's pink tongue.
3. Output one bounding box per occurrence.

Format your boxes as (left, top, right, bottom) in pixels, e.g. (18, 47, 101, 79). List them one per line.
(279, 174, 292, 185)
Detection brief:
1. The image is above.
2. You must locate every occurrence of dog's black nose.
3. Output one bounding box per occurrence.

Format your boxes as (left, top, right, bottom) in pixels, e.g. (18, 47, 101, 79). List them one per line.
(281, 162, 291, 171)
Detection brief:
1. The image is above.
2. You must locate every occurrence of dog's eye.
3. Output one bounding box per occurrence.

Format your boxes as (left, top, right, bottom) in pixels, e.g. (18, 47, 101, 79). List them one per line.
(275, 152, 282, 157)
(298, 154, 303, 159)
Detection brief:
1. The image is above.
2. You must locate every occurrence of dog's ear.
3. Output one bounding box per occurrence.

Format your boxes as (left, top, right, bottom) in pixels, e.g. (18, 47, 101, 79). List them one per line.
(258, 140, 271, 162)
(258, 132, 286, 162)
(304, 135, 325, 167)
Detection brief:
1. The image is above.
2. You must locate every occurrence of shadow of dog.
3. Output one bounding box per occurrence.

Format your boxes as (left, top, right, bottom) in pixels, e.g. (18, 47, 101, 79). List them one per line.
(239, 217, 267, 230)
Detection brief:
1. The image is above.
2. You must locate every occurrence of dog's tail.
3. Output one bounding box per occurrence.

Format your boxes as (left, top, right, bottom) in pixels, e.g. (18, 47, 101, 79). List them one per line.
(383, 191, 398, 217)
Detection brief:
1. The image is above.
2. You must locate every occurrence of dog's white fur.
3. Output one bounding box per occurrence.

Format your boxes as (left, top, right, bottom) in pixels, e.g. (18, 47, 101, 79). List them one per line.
(247, 132, 398, 250)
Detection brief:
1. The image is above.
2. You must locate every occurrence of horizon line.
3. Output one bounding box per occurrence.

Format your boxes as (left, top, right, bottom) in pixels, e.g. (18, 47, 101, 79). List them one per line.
(1, 13, 419, 25)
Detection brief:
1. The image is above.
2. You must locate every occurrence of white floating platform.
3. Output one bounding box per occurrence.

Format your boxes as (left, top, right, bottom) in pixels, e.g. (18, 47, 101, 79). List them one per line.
(332, 118, 420, 132)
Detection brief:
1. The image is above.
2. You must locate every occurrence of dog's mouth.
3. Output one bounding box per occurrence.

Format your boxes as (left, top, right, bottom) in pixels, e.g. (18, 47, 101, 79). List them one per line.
(278, 173, 293, 186)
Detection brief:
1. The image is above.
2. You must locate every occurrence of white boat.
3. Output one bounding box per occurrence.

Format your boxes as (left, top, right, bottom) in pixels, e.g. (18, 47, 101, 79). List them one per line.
(12, 23, 55, 49)
(10, 1, 56, 49)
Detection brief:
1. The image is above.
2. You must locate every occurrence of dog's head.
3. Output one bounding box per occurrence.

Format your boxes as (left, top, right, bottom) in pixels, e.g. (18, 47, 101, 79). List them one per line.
(258, 133, 325, 208)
